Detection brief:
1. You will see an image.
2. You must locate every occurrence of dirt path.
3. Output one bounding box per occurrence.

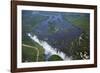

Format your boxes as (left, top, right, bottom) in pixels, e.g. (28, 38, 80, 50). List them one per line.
(22, 44, 39, 62)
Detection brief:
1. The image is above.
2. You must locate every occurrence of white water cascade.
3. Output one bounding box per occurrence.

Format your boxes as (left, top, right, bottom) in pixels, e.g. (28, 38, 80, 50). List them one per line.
(27, 33, 72, 61)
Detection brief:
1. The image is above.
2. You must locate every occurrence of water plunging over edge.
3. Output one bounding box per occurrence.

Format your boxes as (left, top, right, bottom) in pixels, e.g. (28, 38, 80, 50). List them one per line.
(27, 33, 72, 61)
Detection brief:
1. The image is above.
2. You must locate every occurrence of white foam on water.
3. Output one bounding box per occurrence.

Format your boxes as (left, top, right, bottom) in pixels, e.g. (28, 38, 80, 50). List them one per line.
(27, 33, 72, 60)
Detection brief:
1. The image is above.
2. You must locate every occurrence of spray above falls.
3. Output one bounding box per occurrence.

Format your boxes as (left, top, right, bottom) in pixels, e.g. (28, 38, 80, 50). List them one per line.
(27, 33, 72, 61)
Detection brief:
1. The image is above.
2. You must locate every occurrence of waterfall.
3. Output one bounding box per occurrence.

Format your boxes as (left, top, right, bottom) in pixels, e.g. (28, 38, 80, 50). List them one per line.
(27, 33, 72, 61)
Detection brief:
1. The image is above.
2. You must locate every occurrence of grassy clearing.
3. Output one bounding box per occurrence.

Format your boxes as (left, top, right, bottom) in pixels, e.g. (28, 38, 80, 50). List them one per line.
(22, 34, 45, 62)
(22, 46, 37, 62)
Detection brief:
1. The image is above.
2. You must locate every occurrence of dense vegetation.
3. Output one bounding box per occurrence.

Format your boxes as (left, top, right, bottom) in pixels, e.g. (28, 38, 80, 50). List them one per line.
(63, 13, 90, 60)
(48, 55, 63, 61)
(22, 11, 90, 62)
(63, 13, 90, 31)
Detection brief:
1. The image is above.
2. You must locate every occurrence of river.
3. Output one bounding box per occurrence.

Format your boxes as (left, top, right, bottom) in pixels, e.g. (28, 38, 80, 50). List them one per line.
(27, 33, 72, 61)
(23, 11, 83, 61)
